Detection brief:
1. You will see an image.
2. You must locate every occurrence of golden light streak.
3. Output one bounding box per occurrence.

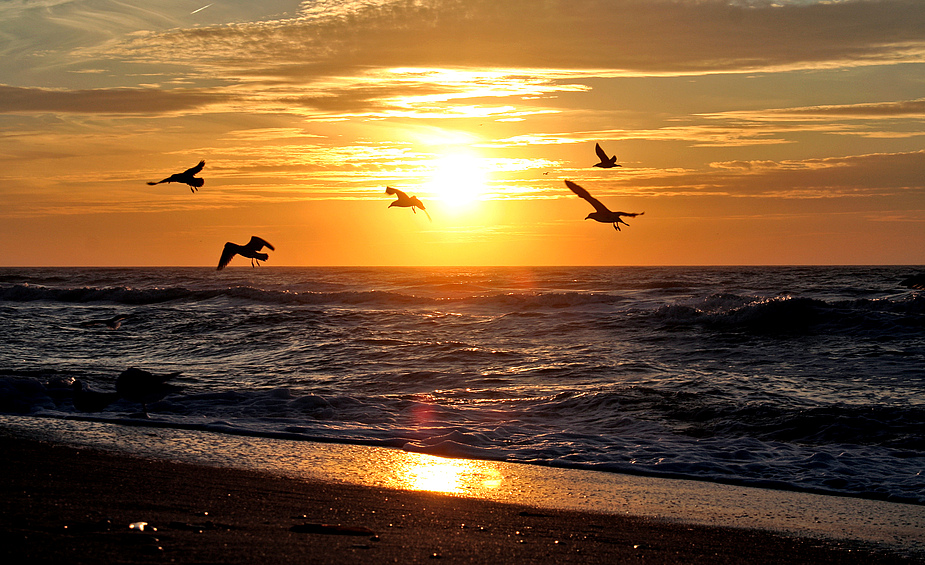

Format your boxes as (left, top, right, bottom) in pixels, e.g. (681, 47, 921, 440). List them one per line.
(389, 452, 504, 494)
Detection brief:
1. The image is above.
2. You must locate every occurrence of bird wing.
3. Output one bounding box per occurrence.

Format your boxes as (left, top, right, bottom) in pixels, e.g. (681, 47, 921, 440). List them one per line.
(613, 211, 644, 218)
(183, 160, 205, 176)
(565, 180, 610, 214)
(385, 186, 407, 199)
(245, 236, 274, 252)
(595, 143, 609, 162)
(217, 242, 237, 270)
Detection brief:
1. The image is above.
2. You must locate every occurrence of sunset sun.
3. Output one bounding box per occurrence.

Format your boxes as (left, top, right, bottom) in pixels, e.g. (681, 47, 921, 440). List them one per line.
(425, 154, 489, 210)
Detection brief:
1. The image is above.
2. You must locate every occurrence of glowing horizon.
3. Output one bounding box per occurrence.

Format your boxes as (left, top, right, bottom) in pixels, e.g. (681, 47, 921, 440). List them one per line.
(1, 1, 924, 266)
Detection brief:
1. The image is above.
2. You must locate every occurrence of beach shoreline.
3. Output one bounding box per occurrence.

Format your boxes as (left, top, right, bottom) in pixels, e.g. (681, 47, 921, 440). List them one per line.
(1, 419, 921, 564)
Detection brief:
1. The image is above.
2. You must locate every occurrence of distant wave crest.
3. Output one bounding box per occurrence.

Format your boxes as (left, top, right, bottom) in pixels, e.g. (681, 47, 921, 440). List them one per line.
(0, 283, 626, 309)
(653, 293, 925, 335)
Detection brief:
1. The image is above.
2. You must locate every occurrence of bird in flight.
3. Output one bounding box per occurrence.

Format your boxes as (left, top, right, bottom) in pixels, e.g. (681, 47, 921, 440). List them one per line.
(565, 180, 643, 231)
(217, 236, 275, 270)
(593, 143, 621, 169)
(385, 186, 431, 221)
(147, 160, 205, 192)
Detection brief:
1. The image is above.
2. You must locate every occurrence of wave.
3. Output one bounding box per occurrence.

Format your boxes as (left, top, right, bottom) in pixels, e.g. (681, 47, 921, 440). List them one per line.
(653, 293, 925, 335)
(1, 373, 923, 504)
(0, 283, 627, 310)
(0, 283, 425, 306)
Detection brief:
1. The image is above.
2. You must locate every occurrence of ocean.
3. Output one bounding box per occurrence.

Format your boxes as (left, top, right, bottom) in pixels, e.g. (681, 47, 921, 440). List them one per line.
(1, 266, 923, 505)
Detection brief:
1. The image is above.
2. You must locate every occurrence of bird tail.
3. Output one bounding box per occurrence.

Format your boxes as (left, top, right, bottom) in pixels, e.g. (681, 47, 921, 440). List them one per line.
(190, 177, 205, 188)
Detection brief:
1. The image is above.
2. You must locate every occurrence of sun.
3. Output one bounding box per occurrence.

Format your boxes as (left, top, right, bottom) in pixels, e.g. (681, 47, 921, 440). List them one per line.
(425, 153, 489, 210)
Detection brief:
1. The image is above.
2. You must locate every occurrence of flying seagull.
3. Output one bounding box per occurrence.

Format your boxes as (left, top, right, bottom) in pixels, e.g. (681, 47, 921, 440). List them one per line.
(593, 143, 621, 169)
(115, 367, 181, 417)
(72, 379, 120, 412)
(217, 236, 275, 270)
(147, 160, 205, 192)
(565, 180, 643, 231)
(385, 186, 431, 221)
(79, 314, 129, 330)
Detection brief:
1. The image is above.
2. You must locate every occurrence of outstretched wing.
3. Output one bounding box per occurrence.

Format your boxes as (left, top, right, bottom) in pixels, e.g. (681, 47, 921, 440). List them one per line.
(183, 160, 205, 176)
(594, 143, 610, 162)
(217, 242, 237, 270)
(614, 211, 644, 219)
(565, 180, 610, 214)
(245, 236, 274, 252)
(385, 186, 407, 199)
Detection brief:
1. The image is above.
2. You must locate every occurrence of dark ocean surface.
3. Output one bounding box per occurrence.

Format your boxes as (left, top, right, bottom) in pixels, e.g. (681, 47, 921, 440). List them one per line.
(1, 266, 923, 504)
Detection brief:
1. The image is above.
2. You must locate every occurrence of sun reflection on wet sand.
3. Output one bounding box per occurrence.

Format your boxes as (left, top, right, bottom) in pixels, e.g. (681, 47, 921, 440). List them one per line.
(376, 450, 505, 495)
(9, 417, 925, 552)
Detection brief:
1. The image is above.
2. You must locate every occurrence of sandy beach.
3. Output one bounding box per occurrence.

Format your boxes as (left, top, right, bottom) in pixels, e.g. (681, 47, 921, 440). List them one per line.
(1, 429, 917, 565)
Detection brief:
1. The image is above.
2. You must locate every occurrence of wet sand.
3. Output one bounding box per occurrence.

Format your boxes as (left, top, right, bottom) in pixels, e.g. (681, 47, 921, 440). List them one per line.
(0, 434, 915, 564)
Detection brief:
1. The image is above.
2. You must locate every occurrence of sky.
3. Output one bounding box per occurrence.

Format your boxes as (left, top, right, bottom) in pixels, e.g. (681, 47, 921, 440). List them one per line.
(1, 0, 924, 266)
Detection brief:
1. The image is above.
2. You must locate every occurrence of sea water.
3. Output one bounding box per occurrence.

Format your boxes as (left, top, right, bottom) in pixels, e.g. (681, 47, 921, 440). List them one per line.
(1, 266, 923, 504)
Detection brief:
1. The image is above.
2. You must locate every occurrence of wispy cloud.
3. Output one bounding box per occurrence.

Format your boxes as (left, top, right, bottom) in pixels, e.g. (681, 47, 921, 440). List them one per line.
(0, 84, 229, 114)
(703, 98, 925, 121)
(680, 150, 925, 198)
(98, 0, 925, 79)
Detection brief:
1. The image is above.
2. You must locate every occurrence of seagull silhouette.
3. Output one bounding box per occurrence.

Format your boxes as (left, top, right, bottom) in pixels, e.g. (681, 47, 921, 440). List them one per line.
(565, 180, 643, 231)
(147, 160, 205, 192)
(385, 186, 431, 221)
(217, 236, 275, 270)
(593, 143, 620, 169)
(116, 367, 181, 417)
(79, 314, 129, 330)
(72, 379, 120, 412)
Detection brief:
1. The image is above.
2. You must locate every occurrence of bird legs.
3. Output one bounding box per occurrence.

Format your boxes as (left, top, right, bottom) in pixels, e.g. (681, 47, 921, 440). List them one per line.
(251, 259, 261, 267)
(612, 218, 631, 231)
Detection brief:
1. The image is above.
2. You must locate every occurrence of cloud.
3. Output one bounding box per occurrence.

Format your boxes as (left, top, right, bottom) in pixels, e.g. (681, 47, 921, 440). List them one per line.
(487, 123, 828, 149)
(100, 0, 925, 78)
(778, 99, 925, 117)
(0, 84, 229, 114)
(703, 98, 925, 121)
(663, 150, 925, 198)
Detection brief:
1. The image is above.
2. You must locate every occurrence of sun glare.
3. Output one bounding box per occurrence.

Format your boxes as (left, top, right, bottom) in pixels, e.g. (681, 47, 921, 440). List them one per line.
(425, 154, 489, 210)
(388, 452, 504, 494)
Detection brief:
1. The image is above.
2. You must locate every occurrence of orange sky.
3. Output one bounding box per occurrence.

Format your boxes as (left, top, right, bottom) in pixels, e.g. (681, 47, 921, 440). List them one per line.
(1, 0, 924, 266)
